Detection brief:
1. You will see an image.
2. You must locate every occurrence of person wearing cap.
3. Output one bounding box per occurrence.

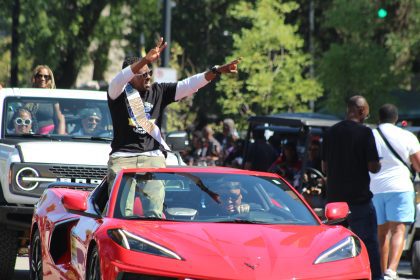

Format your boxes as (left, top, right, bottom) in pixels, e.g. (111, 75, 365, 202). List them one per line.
(73, 108, 103, 136)
(106, 37, 240, 217)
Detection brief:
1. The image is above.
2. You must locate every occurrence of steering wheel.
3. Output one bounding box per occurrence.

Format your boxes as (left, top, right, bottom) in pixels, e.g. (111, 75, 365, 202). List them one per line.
(301, 167, 326, 209)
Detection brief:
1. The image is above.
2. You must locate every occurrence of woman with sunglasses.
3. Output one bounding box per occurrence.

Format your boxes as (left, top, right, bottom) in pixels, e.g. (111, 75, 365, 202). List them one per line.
(8, 107, 33, 135)
(26, 65, 66, 134)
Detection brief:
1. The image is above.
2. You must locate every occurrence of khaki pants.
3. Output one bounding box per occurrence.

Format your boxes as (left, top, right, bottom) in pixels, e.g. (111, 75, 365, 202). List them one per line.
(107, 155, 166, 217)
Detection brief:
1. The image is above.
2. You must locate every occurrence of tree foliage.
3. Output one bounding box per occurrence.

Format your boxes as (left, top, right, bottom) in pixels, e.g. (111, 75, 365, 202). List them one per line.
(1, 0, 419, 126)
(170, 0, 242, 128)
(216, 0, 323, 128)
(318, 0, 420, 115)
(19, 0, 110, 87)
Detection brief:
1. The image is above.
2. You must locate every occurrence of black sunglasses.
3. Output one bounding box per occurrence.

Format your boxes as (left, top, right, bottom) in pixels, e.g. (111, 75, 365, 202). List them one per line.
(15, 118, 32, 126)
(219, 193, 241, 201)
(137, 70, 153, 78)
(35, 73, 51, 80)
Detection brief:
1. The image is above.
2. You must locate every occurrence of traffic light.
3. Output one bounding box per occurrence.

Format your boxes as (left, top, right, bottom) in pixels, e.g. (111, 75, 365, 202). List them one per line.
(377, 7, 388, 18)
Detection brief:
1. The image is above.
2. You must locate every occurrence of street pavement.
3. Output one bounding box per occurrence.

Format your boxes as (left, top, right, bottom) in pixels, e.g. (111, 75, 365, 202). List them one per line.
(12, 256, 419, 279)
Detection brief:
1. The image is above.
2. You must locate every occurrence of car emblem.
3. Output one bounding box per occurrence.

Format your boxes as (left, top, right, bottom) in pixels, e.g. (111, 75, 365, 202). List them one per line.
(244, 262, 256, 270)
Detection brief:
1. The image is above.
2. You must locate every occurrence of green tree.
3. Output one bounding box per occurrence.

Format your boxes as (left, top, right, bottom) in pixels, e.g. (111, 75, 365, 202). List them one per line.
(318, 0, 420, 116)
(217, 0, 323, 128)
(171, 0, 242, 127)
(18, 0, 111, 88)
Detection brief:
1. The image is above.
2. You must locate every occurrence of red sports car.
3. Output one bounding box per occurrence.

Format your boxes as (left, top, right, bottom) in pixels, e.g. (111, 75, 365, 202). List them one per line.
(29, 167, 371, 280)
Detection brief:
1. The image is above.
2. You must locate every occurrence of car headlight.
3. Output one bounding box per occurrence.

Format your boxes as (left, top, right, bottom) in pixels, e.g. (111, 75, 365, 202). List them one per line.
(108, 229, 183, 260)
(314, 236, 361, 264)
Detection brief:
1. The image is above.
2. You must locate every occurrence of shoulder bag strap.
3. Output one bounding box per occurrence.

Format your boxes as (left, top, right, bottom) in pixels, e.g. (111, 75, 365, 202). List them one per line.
(377, 127, 415, 177)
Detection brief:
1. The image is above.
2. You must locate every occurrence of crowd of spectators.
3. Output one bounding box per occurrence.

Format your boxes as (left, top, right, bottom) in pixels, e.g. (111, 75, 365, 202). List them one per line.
(181, 118, 323, 191)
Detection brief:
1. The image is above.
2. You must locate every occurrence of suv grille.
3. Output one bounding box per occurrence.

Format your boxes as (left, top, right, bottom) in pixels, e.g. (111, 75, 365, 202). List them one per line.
(49, 166, 107, 179)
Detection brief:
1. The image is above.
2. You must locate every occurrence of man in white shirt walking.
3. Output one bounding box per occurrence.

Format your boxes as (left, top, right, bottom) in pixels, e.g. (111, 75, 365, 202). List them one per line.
(370, 103, 420, 280)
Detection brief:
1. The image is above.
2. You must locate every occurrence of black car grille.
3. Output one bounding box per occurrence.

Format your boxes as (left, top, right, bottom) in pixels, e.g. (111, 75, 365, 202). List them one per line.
(49, 165, 107, 179)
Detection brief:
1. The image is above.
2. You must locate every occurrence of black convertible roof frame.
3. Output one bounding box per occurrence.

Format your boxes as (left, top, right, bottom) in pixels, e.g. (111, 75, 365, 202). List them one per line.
(244, 113, 341, 191)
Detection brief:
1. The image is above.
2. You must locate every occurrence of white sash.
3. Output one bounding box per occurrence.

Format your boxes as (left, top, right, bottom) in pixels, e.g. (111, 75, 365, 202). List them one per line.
(125, 84, 171, 151)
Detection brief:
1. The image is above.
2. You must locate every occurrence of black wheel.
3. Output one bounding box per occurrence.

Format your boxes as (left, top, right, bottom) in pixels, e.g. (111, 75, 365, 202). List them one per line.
(0, 228, 18, 279)
(86, 246, 101, 280)
(411, 240, 420, 278)
(29, 229, 43, 280)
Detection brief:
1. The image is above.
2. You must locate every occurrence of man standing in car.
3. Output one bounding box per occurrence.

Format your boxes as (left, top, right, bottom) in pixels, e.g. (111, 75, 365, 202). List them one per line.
(321, 95, 383, 280)
(107, 37, 240, 217)
(370, 104, 420, 280)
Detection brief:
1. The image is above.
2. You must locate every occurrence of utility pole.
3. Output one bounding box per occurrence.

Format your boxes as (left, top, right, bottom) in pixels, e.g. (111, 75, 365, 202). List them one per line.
(309, 0, 315, 111)
(11, 0, 20, 86)
(162, 0, 171, 67)
(161, 0, 172, 134)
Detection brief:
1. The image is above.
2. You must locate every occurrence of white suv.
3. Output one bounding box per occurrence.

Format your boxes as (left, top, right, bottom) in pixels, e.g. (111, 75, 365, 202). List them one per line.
(0, 87, 185, 278)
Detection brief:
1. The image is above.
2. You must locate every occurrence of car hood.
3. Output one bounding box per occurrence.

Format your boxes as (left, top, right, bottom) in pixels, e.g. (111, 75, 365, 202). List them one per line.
(18, 141, 110, 165)
(127, 222, 349, 258)
(109, 222, 362, 279)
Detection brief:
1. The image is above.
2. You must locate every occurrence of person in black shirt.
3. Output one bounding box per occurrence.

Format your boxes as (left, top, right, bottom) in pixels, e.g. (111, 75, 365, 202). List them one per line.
(321, 95, 382, 280)
(244, 129, 277, 172)
(107, 37, 240, 217)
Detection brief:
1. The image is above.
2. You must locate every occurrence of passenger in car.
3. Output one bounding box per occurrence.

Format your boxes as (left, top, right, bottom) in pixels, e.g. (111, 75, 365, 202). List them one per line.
(26, 65, 66, 135)
(307, 139, 322, 172)
(72, 108, 103, 136)
(269, 141, 302, 187)
(8, 107, 33, 135)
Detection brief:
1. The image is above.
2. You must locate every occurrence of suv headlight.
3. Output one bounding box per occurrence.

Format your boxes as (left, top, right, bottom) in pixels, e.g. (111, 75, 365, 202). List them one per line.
(108, 229, 183, 260)
(314, 236, 361, 264)
(15, 167, 40, 191)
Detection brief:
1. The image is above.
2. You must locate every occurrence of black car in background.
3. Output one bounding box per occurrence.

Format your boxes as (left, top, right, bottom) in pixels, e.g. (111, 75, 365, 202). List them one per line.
(244, 112, 341, 215)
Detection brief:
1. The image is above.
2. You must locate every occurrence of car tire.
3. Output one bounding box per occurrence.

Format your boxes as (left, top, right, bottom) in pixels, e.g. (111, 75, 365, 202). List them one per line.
(87, 246, 101, 280)
(29, 229, 43, 280)
(412, 240, 420, 278)
(0, 228, 18, 279)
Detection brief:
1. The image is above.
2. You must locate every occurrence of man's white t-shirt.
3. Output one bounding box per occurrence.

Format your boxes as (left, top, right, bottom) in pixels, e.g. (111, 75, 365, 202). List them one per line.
(370, 123, 420, 194)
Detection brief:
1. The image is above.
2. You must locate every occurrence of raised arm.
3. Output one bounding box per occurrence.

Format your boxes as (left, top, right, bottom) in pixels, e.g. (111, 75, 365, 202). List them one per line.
(175, 58, 241, 101)
(108, 37, 168, 100)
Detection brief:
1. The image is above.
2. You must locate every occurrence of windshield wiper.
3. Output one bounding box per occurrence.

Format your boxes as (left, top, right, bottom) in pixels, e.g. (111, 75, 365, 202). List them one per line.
(124, 216, 164, 221)
(71, 136, 111, 141)
(9, 133, 60, 140)
(215, 218, 262, 224)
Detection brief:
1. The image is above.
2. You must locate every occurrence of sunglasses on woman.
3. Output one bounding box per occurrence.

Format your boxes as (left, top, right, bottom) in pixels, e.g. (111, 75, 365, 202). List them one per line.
(15, 118, 32, 126)
(35, 73, 51, 80)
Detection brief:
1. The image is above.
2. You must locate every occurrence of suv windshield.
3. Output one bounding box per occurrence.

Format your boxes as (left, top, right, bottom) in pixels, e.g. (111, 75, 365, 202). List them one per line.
(4, 97, 112, 139)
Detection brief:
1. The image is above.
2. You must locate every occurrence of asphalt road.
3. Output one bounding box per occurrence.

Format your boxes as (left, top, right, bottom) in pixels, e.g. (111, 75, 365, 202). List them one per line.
(12, 256, 420, 279)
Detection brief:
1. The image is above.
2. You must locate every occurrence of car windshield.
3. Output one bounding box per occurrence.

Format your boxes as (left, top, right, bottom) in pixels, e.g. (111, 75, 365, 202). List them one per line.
(114, 172, 318, 225)
(3, 96, 112, 139)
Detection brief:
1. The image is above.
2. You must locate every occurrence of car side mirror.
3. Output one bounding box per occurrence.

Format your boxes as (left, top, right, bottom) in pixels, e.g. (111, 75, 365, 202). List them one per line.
(62, 192, 88, 212)
(166, 131, 189, 151)
(323, 202, 349, 225)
